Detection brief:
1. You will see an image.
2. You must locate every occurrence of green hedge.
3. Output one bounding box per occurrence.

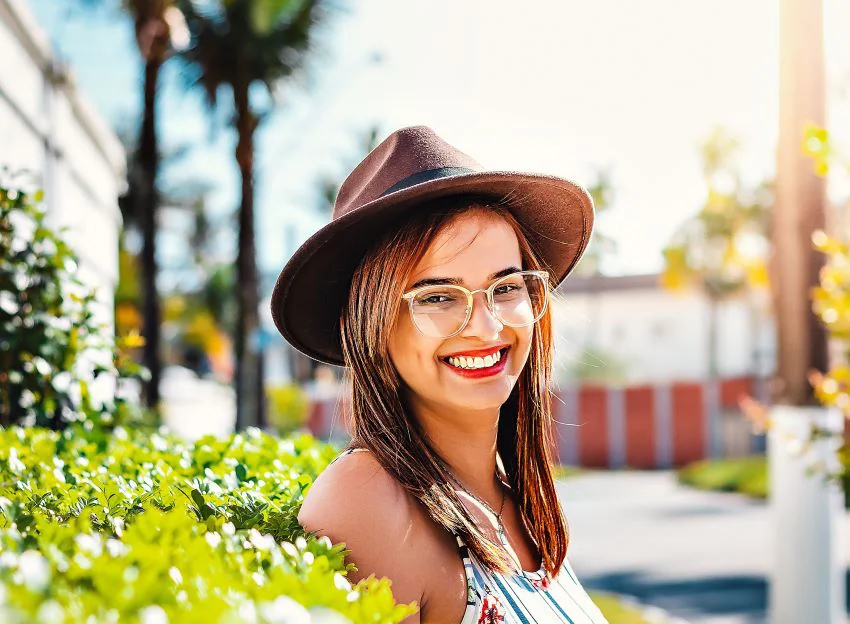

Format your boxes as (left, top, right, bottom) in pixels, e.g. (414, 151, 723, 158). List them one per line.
(676, 456, 768, 499)
(677, 455, 849, 508)
(0, 424, 417, 623)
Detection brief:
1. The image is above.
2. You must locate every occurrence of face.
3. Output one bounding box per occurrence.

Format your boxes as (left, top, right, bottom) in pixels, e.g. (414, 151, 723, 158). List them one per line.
(388, 210, 534, 419)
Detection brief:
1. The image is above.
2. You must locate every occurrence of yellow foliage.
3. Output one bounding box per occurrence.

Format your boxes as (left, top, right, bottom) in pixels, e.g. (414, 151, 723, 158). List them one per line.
(115, 302, 142, 334)
(660, 245, 697, 291)
(744, 261, 770, 289)
(266, 384, 310, 434)
(118, 332, 146, 350)
(163, 296, 188, 323)
(810, 368, 850, 417)
(183, 311, 218, 351)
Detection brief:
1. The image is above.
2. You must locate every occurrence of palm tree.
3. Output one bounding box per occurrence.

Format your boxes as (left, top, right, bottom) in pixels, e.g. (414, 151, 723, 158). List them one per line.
(572, 166, 616, 277)
(178, 0, 329, 430)
(123, 1, 188, 409)
(661, 129, 772, 379)
(772, 0, 829, 404)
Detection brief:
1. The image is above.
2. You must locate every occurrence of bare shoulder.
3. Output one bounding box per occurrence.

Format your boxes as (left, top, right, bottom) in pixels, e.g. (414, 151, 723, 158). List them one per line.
(298, 450, 431, 618)
(299, 449, 411, 540)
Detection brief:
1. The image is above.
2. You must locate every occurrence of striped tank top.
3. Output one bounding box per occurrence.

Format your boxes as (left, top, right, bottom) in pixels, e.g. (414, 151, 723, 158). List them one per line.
(453, 528, 610, 623)
(330, 449, 609, 623)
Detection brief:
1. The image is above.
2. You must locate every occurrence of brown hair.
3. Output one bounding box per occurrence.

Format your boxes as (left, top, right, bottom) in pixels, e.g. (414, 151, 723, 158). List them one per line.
(339, 195, 569, 577)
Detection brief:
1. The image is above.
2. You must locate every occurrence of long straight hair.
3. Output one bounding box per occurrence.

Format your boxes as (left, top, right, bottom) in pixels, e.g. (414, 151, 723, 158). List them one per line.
(339, 196, 569, 576)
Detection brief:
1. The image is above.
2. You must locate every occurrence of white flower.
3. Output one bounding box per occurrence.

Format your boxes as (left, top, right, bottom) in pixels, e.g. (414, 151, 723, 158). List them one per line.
(140, 605, 168, 624)
(0, 291, 18, 315)
(0, 552, 18, 569)
(294, 536, 307, 551)
(18, 551, 50, 591)
(75, 533, 103, 557)
(36, 599, 64, 623)
(205, 532, 222, 548)
(333, 573, 351, 592)
(8, 448, 26, 474)
(222, 522, 236, 536)
(258, 596, 310, 624)
(110, 516, 125, 537)
(237, 601, 258, 623)
(106, 539, 127, 558)
(168, 566, 182, 585)
(249, 529, 275, 551)
(309, 607, 352, 624)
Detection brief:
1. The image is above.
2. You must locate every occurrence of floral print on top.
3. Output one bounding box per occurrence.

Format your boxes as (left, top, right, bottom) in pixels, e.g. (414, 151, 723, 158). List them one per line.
(454, 529, 610, 624)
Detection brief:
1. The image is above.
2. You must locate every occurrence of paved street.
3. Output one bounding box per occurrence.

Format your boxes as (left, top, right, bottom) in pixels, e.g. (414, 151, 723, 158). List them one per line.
(559, 470, 850, 624)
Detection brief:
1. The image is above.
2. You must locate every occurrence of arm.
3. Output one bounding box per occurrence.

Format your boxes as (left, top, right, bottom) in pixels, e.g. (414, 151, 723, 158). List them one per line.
(298, 453, 425, 622)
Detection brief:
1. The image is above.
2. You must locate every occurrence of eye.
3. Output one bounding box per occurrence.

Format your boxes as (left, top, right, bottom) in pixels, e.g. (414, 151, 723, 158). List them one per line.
(421, 294, 453, 304)
(412, 290, 461, 307)
(494, 283, 521, 296)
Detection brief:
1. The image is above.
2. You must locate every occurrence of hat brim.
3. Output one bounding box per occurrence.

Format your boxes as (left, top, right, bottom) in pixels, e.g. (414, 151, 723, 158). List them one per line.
(270, 171, 594, 366)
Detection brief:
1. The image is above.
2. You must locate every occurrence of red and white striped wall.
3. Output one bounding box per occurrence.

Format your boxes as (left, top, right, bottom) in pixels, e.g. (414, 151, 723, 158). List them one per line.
(305, 376, 771, 469)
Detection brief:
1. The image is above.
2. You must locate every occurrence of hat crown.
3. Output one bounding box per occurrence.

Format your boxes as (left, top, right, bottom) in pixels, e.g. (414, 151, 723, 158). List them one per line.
(334, 126, 482, 218)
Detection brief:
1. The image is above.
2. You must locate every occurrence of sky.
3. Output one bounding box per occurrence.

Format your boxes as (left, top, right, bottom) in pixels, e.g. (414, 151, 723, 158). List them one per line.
(27, 0, 850, 289)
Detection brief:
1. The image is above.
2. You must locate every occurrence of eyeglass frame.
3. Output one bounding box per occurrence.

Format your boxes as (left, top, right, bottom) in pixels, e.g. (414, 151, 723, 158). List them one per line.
(400, 269, 551, 339)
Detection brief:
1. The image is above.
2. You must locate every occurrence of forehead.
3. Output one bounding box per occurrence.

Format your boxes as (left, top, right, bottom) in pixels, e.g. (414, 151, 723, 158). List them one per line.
(409, 211, 522, 283)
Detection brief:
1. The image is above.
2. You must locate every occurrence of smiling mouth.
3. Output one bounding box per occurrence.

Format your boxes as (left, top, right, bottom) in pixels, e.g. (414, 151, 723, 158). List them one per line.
(440, 347, 510, 371)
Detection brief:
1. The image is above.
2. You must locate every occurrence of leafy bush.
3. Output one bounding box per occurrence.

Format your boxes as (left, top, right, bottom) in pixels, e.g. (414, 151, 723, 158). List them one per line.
(676, 456, 767, 498)
(266, 384, 310, 435)
(0, 424, 417, 623)
(0, 182, 150, 430)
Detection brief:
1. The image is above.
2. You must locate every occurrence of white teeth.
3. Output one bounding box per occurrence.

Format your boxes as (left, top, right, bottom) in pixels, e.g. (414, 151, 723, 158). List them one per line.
(446, 350, 504, 370)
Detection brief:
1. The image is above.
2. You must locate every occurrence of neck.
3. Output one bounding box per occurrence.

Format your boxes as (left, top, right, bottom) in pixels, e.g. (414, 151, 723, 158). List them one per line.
(408, 395, 504, 509)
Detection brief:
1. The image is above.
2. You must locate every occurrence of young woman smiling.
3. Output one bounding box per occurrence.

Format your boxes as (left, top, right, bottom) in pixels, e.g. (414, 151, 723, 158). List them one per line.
(271, 127, 609, 623)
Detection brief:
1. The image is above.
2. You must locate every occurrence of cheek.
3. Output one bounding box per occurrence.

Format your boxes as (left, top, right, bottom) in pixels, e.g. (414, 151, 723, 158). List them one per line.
(388, 312, 441, 381)
(511, 326, 535, 371)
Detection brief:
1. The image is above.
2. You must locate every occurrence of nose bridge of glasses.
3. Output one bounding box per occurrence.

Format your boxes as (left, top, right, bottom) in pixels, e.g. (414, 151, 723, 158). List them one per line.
(464, 286, 502, 331)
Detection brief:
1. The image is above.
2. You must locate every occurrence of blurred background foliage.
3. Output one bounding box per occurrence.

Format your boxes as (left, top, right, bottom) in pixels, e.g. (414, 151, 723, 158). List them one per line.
(0, 182, 155, 430)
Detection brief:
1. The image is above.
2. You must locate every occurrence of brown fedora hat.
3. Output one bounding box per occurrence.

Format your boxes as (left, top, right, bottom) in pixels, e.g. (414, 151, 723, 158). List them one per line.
(270, 125, 594, 366)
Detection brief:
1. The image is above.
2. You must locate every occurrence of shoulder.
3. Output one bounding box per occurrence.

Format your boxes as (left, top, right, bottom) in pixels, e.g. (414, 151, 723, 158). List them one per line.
(298, 449, 437, 613)
(299, 449, 411, 536)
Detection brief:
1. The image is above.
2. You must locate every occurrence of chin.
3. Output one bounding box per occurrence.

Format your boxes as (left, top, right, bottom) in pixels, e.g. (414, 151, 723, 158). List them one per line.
(445, 386, 514, 413)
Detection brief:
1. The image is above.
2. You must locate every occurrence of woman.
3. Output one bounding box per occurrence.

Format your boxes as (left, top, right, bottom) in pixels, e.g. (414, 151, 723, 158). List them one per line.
(271, 126, 609, 623)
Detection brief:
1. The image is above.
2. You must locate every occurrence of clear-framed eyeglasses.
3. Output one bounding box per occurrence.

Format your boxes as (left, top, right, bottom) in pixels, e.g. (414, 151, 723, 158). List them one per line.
(400, 270, 550, 339)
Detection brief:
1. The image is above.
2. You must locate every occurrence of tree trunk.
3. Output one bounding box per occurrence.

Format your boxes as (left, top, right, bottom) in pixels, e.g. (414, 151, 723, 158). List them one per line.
(707, 294, 719, 379)
(139, 58, 162, 410)
(771, 0, 829, 406)
(233, 81, 266, 431)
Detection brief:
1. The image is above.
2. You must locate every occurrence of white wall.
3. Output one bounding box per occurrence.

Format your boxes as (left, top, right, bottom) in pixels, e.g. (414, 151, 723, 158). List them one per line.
(552, 282, 776, 384)
(0, 0, 124, 332)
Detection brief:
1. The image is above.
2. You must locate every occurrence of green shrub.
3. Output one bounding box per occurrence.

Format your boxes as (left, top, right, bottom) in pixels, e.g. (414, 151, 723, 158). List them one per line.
(589, 592, 656, 624)
(677, 456, 767, 497)
(0, 182, 151, 430)
(266, 384, 310, 435)
(0, 424, 416, 623)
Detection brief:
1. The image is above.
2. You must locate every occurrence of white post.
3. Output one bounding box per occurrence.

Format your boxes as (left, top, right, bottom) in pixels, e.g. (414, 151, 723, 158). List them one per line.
(768, 405, 845, 623)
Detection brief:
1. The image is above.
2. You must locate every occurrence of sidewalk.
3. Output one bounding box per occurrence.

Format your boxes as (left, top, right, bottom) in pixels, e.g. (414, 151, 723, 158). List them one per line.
(559, 470, 850, 624)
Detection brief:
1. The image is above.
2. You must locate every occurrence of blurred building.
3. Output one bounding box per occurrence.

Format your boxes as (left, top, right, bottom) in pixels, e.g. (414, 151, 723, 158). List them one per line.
(0, 0, 124, 326)
(554, 273, 776, 384)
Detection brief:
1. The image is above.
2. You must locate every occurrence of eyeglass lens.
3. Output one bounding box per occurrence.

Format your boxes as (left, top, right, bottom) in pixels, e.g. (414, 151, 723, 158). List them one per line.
(408, 272, 547, 338)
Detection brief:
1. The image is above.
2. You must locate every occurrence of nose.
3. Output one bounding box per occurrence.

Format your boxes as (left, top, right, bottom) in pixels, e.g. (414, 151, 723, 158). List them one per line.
(460, 290, 503, 338)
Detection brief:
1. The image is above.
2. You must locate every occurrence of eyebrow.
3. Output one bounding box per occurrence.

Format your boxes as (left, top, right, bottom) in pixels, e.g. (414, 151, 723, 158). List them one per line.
(408, 266, 522, 290)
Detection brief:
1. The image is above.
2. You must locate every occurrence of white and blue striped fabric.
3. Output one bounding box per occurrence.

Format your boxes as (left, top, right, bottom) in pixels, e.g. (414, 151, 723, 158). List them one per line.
(454, 529, 610, 624)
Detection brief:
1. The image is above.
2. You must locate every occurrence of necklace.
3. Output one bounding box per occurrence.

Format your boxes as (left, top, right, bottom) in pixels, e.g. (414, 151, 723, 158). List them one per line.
(449, 470, 530, 574)
(447, 469, 508, 528)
